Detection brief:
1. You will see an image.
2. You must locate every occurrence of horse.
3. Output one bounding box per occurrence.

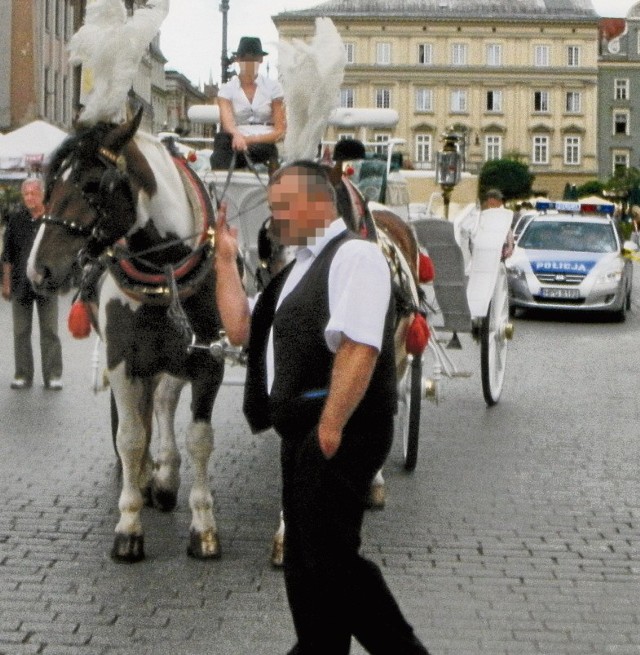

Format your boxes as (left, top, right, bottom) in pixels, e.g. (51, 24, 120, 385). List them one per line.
(258, 162, 427, 566)
(27, 107, 226, 563)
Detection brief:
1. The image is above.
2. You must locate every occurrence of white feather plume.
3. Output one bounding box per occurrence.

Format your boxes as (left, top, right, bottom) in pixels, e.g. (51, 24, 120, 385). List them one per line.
(278, 18, 346, 163)
(69, 0, 170, 124)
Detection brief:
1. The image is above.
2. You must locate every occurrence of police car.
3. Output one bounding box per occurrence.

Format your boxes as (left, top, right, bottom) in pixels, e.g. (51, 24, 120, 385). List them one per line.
(506, 200, 636, 320)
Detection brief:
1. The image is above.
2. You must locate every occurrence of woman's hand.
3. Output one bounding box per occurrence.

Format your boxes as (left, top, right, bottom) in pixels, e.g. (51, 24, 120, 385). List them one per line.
(231, 132, 249, 152)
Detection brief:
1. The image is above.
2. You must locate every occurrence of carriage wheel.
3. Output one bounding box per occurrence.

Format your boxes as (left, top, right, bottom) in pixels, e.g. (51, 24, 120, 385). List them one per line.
(480, 264, 510, 406)
(397, 354, 422, 472)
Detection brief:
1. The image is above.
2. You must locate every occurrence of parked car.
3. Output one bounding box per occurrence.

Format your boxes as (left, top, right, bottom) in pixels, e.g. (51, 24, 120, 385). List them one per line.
(505, 201, 637, 321)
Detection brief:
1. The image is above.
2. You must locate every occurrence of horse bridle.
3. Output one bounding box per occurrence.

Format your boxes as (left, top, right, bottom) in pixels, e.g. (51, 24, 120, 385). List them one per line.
(43, 145, 134, 261)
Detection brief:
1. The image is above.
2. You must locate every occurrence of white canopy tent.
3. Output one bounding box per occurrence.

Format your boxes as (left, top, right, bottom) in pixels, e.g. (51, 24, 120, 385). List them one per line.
(0, 120, 68, 172)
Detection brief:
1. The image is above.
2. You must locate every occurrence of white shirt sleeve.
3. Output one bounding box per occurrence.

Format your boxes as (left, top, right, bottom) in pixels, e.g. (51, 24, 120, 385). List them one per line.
(325, 240, 391, 353)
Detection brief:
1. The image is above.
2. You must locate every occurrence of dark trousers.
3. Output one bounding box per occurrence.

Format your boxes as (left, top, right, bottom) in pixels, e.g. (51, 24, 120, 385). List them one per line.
(280, 416, 428, 654)
(209, 131, 278, 170)
(12, 294, 62, 384)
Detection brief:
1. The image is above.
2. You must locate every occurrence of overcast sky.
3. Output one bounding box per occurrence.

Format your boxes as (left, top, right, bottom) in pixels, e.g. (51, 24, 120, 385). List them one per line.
(158, 0, 638, 87)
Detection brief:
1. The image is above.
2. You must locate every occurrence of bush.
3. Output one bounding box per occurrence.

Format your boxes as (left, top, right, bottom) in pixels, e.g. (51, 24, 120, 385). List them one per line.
(478, 158, 534, 202)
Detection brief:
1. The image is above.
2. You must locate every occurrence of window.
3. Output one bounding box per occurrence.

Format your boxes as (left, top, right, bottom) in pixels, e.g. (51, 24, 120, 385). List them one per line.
(374, 134, 389, 156)
(534, 90, 549, 112)
(340, 88, 355, 108)
(376, 42, 391, 65)
(43, 66, 50, 118)
(415, 134, 432, 166)
(451, 43, 468, 65)
(485, 135, 502, 161)
(615, 78, 629, 100)
(418, 43, 433, 65)
(62, 75, 68, 124)
(338, 132, 355, 142)
(614, 111, 629, 135)
(565, 91, 581, 113)
(375, 88, 391, 109)
(486, 90, 502, 112)
(415, 88, 433, 112)
(450, 89, 467, 112)
(54, 71, 60, 122)
(486, 44, 502, 66)
(534, 45, 550, 67)
(564, 136, 581, 165)
(344, 42, 356, 64)
(55, 0, 61, 37)
(613, 152, 629, 175)
(532, 135, 549, 164)
(567, 45, 580, 67)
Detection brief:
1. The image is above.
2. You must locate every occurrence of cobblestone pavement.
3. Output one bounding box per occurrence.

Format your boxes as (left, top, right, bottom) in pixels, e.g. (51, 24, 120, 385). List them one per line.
(0, 281, 639, 655)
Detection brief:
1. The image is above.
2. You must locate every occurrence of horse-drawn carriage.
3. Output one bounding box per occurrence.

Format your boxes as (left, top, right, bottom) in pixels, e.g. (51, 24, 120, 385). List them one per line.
(26, 11, 513, 563)
(199, 104, 514, 473)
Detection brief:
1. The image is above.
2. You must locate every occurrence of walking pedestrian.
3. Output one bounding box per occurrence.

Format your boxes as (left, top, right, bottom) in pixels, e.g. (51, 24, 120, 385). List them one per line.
(1, 177, 63, 390)
(214, 161, 429, 654)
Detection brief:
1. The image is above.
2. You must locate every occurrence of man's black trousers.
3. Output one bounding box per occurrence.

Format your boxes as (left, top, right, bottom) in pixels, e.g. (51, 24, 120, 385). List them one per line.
(280, 415, 428, 654)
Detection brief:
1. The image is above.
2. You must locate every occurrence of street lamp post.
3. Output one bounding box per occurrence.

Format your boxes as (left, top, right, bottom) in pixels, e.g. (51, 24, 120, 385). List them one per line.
(220, 0, 232, 83)
(436, 130, 462, 220)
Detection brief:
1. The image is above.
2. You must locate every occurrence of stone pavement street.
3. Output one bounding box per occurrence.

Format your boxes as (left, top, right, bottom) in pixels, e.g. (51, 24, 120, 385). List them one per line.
(0, 287, 639, 655)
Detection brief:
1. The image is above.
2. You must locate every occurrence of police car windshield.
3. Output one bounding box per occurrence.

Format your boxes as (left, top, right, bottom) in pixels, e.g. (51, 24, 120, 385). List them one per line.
(519, 220, 617, 253)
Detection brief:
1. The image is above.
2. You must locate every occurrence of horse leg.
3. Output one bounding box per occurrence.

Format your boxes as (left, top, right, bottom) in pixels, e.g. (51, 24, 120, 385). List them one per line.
(271, 511, 285, 568)
(109, 363, 154, 562)
(151, 374, 186, 511)
(185, 372, 221, 559)
(368, 469, 386, 509)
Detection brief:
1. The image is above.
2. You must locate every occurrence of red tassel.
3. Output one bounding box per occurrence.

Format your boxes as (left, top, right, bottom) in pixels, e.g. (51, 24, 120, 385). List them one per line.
(418, 253, 435, 283)
(68, 300, 92, 339)
(406, 313, 430, 356)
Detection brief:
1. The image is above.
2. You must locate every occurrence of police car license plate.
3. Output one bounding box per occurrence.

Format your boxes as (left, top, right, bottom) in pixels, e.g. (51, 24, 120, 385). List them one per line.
(540, 287, 580, 299)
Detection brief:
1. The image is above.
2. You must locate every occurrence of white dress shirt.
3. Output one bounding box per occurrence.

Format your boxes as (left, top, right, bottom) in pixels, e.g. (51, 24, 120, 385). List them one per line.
(218, 75, 284, 137)
(265, 218, 391, 392)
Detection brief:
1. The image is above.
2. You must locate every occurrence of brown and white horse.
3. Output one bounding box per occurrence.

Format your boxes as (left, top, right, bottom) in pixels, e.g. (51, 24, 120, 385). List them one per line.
(27, 108, 225, 563)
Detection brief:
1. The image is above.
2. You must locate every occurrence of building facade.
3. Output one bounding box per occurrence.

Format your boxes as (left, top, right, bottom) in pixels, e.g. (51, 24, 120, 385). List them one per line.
(0, 0, 82, 131)
(274, 0, 601, 198)
(597, 7, 640, 179)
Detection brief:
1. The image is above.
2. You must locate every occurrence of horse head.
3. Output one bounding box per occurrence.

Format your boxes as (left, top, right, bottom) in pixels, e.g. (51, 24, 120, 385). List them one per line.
(28, 107, 154, 294)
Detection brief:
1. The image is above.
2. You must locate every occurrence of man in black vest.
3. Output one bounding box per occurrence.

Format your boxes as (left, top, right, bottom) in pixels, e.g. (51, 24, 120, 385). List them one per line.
(214, 161, 429, 654)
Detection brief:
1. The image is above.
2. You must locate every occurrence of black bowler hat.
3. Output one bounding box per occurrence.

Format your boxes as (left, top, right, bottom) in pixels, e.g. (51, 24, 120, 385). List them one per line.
(233, 36, 268, 57)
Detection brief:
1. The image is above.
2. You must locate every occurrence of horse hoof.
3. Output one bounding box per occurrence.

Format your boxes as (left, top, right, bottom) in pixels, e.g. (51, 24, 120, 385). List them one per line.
(153, 488, 178, 512)
(367, 483, 386, 510)
(111, 533, 145, 563)
(271, 537, 284, 568)
(187, 528, 221, 559)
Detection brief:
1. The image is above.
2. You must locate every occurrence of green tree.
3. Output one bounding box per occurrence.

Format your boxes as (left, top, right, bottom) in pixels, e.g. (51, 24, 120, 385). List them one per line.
(478, 158, 534, 202)
(575, 179, 605, 198)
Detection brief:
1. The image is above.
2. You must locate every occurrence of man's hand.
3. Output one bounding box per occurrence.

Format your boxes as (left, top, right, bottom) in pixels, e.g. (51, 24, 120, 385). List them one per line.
(318, 423, 342, 459)
(214, 202, 239, 263)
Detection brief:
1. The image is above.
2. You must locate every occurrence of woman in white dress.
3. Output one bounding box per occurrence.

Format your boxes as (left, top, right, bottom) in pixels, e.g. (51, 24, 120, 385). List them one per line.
(211, 36, 286, 171)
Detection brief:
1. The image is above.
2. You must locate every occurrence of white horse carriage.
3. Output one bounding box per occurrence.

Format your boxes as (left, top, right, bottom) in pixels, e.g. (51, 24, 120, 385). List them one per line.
(26, 8, 513, 564)
(190, 102, 514, 474)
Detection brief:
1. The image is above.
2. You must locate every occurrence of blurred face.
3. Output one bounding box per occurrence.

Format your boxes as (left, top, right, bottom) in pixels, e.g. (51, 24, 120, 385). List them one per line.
(268, 171, 335, 246)
(21, 181, 44, 214)
(237, 56, 262, 78)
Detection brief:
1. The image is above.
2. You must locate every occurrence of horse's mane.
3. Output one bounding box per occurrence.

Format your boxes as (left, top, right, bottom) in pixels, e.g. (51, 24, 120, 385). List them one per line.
(45, 122, 117, 201)
(45, 123, 160, 202)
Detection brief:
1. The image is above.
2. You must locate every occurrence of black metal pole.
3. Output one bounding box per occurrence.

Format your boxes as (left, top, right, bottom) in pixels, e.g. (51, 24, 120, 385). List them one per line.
(220, 0, 230, 83)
